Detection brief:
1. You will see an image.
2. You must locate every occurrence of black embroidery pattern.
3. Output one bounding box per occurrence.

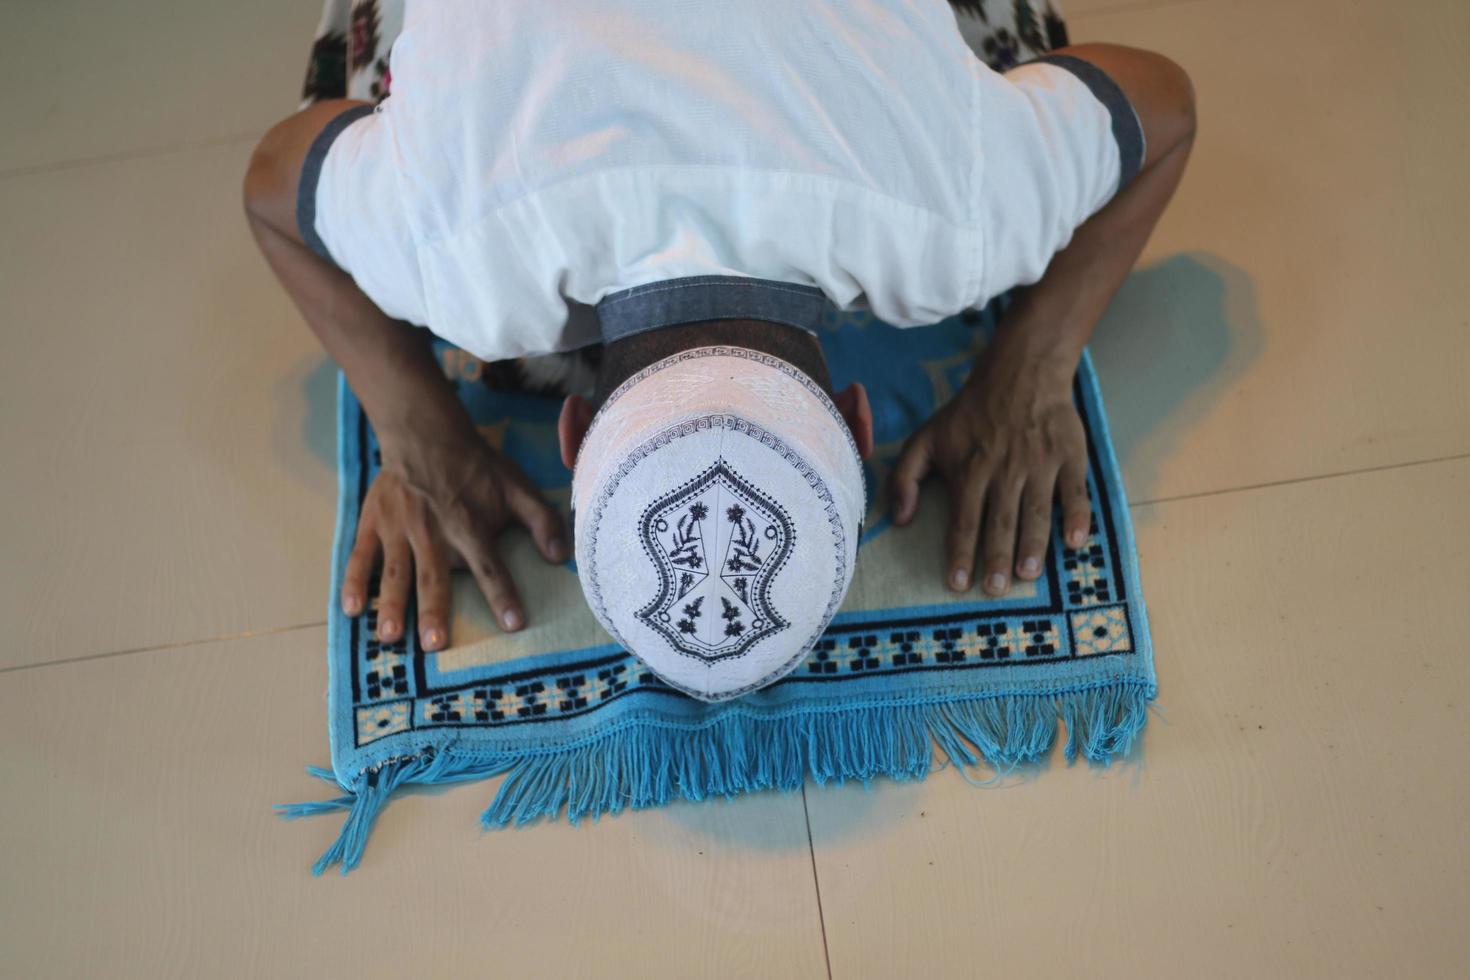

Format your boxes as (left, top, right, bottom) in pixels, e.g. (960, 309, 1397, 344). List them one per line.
(635, 459, 795, 663)
(720, 597, 744, 637)
(667, 503, 706, 571)
(723, 505, 761, 572)
(582, 410, 850, 697)
(677, 596, 704, 635)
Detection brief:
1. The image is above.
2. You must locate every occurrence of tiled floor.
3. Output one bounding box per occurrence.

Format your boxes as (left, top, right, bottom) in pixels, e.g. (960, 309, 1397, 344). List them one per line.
(1, 0, 1465, 976)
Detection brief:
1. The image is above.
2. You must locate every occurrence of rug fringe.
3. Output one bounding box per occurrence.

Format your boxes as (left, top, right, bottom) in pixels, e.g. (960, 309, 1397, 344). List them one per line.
(281, 682, 1153, 875)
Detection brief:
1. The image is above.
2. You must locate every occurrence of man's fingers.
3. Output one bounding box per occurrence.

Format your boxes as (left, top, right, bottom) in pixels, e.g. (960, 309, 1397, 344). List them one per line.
(407, 517, 452, 652)
(465, 546, 527, 633)
(1015, 468, 1059, 581)
(506, 480, 569, 564)
(341, 518, 379, 617)
(890, 433, 934, 526)
(376, 538, 413, 642)
(1057, 456, 1093, 550)
(981, 471, 1024, 595)
(433, 482, 529, 632)
(944, 462, 987, 591)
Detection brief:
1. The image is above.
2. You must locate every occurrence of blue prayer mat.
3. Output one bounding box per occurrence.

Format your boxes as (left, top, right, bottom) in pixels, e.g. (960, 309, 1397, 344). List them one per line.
(283, 300, 1156, 874)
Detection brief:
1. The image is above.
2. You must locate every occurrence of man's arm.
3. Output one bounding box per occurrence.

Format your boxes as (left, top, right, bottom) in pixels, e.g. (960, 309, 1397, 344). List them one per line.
(244, 102, 484, 487)
(984, 44, 1198, 371)
(243, 101, 567, 645)
(892, 44, 1196, 595)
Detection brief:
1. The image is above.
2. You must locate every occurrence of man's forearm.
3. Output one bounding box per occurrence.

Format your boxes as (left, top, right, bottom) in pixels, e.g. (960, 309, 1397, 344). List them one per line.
(246, 212, 480, 489)
(245, 103, 568, 640)
(988, 128, 1195, 375)
(985, 43, 1197, 377)
(243, 99, 482, 494)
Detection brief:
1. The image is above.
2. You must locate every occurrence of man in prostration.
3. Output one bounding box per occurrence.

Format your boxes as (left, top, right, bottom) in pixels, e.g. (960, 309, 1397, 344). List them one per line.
(244, 0, 1195, 700)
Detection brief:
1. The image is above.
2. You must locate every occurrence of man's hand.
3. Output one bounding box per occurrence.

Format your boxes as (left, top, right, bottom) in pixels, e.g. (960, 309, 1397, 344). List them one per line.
(341, 441, 568, 650)
(890, 338, 1091, 596)
(244, 102, 571, 649)
(885, 41, 1196, 595)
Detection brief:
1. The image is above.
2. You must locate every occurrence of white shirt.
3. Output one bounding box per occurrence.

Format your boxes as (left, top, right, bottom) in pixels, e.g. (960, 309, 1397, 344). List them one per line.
(311, 0, 1129, 362)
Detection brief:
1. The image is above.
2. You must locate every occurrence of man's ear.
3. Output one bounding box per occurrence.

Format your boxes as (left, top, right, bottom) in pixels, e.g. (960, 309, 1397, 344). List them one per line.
(832, 382, 875, 460)
(557, 394, 597, 471)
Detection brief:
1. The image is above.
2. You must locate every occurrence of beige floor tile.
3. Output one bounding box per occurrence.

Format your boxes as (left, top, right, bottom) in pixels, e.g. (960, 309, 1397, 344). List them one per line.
(0, 0, 320, 175)
(0, 143, 339, 668)
(4, 0, 1465, 977)
(0, 627, 829, 979)
(1067, 0, 1470, 503)
(804, 457, 1470, 979)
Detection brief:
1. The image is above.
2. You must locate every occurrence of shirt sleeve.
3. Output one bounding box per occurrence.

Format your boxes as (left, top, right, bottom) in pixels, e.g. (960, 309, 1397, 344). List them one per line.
(971, 55, 1147, 307)
(297, 103, 432, 328)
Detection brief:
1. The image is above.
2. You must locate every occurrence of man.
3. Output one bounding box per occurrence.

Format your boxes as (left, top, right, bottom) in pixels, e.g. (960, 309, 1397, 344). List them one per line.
(244, 0, 1194, 700)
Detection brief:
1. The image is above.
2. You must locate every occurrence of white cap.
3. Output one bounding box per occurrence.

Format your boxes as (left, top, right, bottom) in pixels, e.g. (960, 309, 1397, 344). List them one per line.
(571, 346, 865, 701)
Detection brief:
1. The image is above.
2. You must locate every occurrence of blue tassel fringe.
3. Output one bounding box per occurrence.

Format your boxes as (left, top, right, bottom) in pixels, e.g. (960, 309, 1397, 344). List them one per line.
(279, 681, 1153, 875)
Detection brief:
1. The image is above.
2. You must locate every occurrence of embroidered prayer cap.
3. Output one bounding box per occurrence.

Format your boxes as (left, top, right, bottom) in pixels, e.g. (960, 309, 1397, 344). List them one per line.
(571, 346, 865, 702)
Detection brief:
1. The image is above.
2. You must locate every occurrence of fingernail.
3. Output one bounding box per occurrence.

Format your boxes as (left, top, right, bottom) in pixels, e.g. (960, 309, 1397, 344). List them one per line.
(1020, 556, 1039, 576)
(502, 609, 523, 631)
(986, 573, 1008, 594)
(549, 538, 568, 562)
(343, 596, 361, 615)
(423, 628, 443, 649)
(950, 568, 969, 590)
(1068, 529, 1086, 547)
(379, 618, 397, 640)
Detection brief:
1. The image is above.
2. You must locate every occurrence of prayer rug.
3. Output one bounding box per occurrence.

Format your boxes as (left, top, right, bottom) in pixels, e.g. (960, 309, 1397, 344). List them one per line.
(282, 299, 1156, 874)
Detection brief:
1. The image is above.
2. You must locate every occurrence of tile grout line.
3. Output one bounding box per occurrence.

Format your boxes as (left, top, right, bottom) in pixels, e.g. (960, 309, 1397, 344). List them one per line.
(1127, 451, 1470, 509)
(5, 453, 1465, 677)
(0, 620, 327, 676)
(0, 130, 266, 182)
(800, 783, 836, 980)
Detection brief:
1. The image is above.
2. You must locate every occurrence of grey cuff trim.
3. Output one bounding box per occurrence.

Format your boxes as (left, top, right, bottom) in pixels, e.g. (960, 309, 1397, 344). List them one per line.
(596, 275, 828, 344)
(295, 103, 377, 265)
(1022, 53, 1147, 195)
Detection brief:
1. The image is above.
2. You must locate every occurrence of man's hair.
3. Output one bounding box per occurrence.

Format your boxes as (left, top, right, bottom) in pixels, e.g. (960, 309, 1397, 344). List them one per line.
(594, 319, 833, 405)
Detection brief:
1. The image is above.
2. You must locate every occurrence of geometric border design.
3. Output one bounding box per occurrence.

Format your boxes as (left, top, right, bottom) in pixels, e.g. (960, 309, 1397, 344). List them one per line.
(1070, 605, 1133, 657)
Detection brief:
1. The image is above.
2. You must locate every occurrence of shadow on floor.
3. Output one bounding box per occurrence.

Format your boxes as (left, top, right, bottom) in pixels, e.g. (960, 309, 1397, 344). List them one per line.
(1088, 251, 1264, 504)
(278, 352, 338, 478)
(657, 733, 1157, 852)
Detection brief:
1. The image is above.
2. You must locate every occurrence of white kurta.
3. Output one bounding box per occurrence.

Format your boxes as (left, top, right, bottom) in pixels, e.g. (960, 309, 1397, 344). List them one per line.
(308, 0, 1135, 362)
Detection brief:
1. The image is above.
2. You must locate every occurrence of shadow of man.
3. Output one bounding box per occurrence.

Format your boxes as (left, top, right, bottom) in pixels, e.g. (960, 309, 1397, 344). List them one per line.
(1087, 252, 1265, 505)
